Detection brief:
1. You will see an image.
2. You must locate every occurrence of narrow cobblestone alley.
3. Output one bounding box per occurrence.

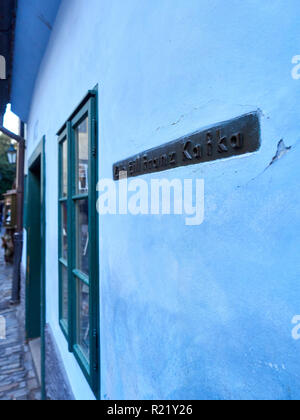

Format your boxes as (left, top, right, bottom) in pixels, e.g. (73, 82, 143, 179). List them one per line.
(0, 241, 41, 400)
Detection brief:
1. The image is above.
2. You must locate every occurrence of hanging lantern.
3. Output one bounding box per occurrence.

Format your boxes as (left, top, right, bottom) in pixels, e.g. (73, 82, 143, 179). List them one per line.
(6, 144, 17, 165)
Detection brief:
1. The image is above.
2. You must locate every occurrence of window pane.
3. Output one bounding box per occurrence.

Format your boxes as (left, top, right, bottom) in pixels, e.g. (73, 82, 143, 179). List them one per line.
(75, 118, 89, 195)
(75, 199, 89, 276)
(76, 279, 90, 360)
(60, 202, 68, 261)
(61, 264, 68, 327)
(61, 139, 68, 197)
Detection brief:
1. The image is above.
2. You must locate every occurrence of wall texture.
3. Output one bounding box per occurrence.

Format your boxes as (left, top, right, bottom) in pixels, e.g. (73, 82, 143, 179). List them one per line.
(44, 324, 74, 400)
(22, 0, 300, 399)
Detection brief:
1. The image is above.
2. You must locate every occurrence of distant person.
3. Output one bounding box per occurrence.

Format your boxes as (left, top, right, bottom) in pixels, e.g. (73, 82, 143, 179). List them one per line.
(0, 204, 3, 232)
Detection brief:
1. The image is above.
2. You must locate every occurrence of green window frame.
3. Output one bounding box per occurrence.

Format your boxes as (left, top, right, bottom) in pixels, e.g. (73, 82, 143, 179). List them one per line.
(58, 90, 99, 398)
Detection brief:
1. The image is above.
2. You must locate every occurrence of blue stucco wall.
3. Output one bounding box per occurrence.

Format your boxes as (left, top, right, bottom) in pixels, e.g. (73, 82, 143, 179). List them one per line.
(21, 0, 300, 399)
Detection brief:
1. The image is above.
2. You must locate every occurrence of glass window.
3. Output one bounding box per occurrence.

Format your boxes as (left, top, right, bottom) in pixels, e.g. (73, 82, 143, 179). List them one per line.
(60, 201, 68, 261)
(58, 92, 99, 398)
(75, 117, 89, 195)
(61, 139, 68, 198)
(61, 265, 68, 327)
(75, 199, 89, 276)
(76, 279, 90, 360)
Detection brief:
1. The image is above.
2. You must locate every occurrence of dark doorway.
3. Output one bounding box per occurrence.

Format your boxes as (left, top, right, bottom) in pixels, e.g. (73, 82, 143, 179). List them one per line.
(26, 155, 42, 339)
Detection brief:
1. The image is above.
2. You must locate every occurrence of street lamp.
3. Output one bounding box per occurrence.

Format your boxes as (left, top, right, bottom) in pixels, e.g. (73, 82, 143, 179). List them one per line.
(6, 144, 17, 165)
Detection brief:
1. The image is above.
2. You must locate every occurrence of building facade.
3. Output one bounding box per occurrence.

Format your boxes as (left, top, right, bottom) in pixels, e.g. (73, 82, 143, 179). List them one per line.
(5, 0, 300, 400)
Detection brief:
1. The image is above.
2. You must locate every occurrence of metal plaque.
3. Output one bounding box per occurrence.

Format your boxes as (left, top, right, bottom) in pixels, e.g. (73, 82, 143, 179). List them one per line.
(113, 112, 260, 180)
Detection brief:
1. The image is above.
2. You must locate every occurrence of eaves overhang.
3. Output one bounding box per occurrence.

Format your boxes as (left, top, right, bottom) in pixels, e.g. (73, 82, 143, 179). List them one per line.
(10, 0, 61, 122)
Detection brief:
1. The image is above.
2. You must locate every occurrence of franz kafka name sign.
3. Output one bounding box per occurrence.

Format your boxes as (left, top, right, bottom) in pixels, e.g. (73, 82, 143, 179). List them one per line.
(113, 112, 260, 180)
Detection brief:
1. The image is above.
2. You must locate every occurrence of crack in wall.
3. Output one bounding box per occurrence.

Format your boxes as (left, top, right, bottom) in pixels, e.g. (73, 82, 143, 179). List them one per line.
(155, 100, 215, 132)
(237, 139, 292, 189)
(268, 139, 291, 167)
(38, 14, 52, 31)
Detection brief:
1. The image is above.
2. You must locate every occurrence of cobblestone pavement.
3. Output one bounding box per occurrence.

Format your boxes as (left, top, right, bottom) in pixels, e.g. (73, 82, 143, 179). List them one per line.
(0, 242, 41, 400)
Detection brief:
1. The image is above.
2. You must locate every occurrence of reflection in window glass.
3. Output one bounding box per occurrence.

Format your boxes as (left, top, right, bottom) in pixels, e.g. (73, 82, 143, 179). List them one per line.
(76, 279, 90, 360)
(61, 140, 68, 197)
(75, 199, 89, 276)
(61, 265, 68, 328)
(61, 202, 68, 261)
(5, 206, 11, 225)
(75, 118, 89, 195)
